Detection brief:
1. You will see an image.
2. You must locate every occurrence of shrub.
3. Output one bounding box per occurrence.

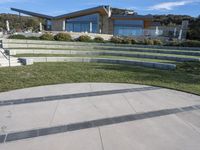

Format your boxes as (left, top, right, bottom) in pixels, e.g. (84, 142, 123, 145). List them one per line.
(77, 35, 91, 42)
(153, 39, 163, 45)
(165, 40, 181, 46)
(26, 36, 40, 40)
(181, 40, 200, 47)
(131, 39, 137, 44)
(8, 34, 26, 39)
(93, 36, 104, 43)
(121, 37, 133, 44)
(110, 36, 123, 44)
(54, 33, 72, 41)
(40, 33, 54, 41)
(144, 39, 154, 45)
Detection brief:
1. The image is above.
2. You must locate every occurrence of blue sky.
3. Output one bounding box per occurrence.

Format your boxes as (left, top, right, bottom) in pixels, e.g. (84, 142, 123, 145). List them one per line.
(0, 0, 200, 17)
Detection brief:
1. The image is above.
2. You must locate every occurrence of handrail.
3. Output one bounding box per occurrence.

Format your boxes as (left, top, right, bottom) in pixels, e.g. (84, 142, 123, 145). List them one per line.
(0, 40, 11, 67)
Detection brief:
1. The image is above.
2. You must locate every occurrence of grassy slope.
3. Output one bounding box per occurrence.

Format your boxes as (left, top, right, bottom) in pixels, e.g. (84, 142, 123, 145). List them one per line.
(0, 62, 200, 95)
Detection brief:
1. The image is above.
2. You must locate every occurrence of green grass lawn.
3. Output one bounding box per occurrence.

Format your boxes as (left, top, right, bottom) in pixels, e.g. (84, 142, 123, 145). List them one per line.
(0, 62, 200, 95)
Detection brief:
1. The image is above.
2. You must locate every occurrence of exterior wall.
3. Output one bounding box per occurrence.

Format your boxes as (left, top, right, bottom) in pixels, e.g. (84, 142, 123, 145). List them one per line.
(65, 13, 100, 33)
(51, 19, 65, 31)
(108, 19, 114, 34)
(144, 20, 152, 29)
(50, 16, 152, 36)
(110, 18, 152, 36)
(101, 15, 110, 34)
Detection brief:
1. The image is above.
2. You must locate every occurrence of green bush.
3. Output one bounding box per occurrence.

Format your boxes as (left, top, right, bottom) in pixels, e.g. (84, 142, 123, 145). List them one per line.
(77, 35, 91, 42)
(165, 40, 200, 47)
(153, 39, 163, 45)
(121, 37, 132, 44)
(165, 40, 181, 46)
(26, 36, 40, 40)
(110, 37, 138, 45)
(110, 36, 123, 44)
(181, 40, 200, 47)
(54, 33, 72, 41)
(131, 39, 137, 44)
(8, 34, 26, 39)
(40, 33, 54, 41)
(143, 39, 154, 45)
(93, 36, 104, 43)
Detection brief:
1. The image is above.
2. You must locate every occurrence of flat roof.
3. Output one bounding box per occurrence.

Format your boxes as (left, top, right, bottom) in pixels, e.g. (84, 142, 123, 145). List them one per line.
(11, 6, 109, 20)
(55, 5, 109, 19)
(11, 6, 152, 20)
(11, 8, 53, 19)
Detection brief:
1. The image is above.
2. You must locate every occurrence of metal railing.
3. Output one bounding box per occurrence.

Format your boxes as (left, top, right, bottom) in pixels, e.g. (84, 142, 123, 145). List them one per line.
(0, 40, 11, 67)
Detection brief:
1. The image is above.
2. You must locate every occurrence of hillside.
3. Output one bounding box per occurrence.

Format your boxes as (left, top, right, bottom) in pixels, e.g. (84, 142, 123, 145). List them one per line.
(0, 13, 42, 31)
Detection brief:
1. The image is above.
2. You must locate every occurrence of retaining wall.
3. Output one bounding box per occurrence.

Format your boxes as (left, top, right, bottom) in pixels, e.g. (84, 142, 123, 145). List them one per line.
(3, 39, 200, 51)
(9, 49, 200, 62)
(19, 57, 176, 70)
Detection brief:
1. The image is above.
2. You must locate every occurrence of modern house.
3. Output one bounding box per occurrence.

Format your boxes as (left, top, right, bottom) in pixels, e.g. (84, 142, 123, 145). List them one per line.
(11, 6, 153, 37)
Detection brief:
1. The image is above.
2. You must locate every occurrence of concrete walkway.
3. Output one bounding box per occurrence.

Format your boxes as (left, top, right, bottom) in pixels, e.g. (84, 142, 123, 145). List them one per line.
(0, 83, 200, 150)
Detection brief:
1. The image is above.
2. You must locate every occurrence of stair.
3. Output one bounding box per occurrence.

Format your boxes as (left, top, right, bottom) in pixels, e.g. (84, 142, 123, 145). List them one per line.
(4, 39, 200, 70)
(0, 48, 22, 67)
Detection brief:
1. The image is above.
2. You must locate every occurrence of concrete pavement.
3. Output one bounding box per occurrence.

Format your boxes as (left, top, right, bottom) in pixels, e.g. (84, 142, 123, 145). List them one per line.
(0, 83, 200, 150)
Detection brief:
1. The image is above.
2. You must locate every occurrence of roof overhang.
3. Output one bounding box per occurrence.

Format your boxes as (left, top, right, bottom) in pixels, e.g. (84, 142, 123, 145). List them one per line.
(11, 6, 109, 20)
(11, 8, 53, 20)
(55, 5, 109, 19)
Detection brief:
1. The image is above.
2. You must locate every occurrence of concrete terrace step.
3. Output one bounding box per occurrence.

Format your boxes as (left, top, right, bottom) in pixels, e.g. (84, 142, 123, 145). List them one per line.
(3, 42, 200, 52)
(0, 59, 22, 67)
(0, 49, 23, 67)
(20, 57, 176, 70)
(3, 39, 200, 51)
(9, 49, 200, 62)
(5, 44, 200, 57)
(18, 55, 176, 63)
(0, 63, 22, 67)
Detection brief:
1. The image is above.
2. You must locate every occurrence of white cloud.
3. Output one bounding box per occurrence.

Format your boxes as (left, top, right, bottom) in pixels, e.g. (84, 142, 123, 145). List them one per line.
(149, 0, 197, 11)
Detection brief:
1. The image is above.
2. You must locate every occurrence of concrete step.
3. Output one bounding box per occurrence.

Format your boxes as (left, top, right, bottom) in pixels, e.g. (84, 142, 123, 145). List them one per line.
(0, 58, 22, 67)
(7, 45, 200, 57)
(20, 56, 176, 70)
(3, 39, 200, 51)
(9, 49, 200, 62)
(3, 43, 200, 53)
(0, 63, 22, 67)
(0, 47, 23, 67)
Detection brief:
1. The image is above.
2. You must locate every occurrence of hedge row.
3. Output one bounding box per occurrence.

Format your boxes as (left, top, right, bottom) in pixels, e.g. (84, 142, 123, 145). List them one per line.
(166, 40, 200, 47)
(110, 37, 200, 47)
(110, 37, 163, 45)
(8, 34, 200, 47)
(8, 33, 104, 43)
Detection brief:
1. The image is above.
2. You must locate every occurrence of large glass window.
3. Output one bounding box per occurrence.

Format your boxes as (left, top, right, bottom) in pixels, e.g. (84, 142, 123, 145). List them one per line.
(66, 13, 99, 33)
(46, 20, 52, 30)
(114, 20, 144, 36)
